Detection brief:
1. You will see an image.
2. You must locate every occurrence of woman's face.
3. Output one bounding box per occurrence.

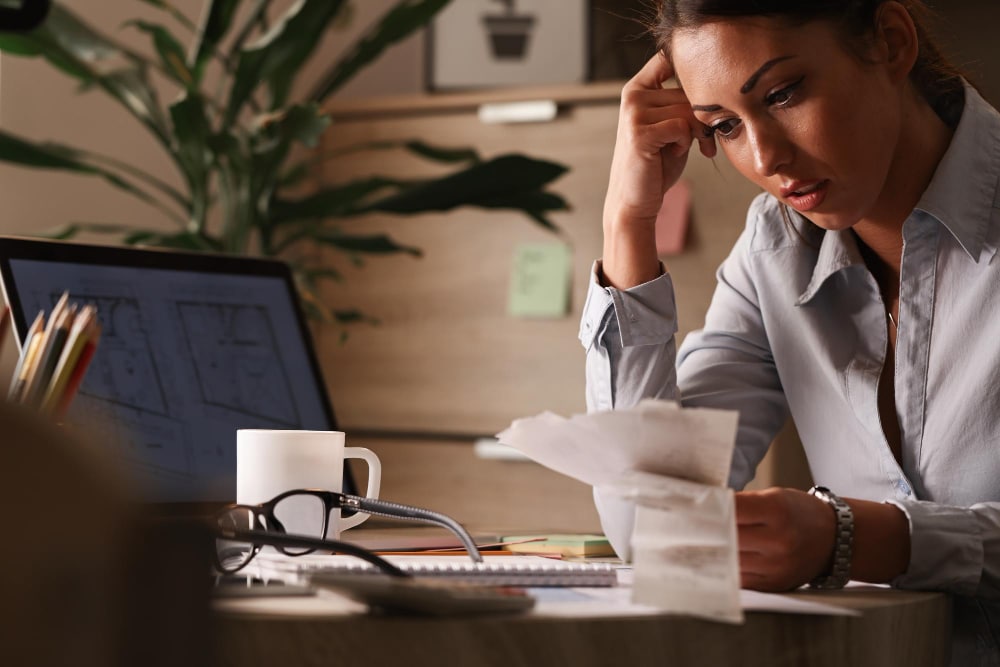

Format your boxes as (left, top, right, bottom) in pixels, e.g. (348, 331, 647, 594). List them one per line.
(673, 18, 903, 231)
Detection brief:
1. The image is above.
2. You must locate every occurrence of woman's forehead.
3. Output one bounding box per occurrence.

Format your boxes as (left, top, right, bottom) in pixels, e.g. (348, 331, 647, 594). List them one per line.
(670, 18, 841, 92)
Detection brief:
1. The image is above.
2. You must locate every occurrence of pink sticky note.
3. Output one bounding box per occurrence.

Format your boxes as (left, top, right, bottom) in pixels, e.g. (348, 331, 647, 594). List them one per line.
(655, 180, 692, 256)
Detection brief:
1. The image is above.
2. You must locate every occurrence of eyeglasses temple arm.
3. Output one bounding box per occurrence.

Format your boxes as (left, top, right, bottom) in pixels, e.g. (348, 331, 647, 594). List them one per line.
(342, 495, 484, 563)
(224, 528, 410, 577)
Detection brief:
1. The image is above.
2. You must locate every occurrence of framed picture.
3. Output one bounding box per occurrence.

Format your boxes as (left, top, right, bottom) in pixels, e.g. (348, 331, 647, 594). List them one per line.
(428, 0, 588, 91)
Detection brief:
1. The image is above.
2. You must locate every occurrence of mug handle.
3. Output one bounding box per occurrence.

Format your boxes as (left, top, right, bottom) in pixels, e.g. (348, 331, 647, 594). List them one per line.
(340, 446, 382, 531)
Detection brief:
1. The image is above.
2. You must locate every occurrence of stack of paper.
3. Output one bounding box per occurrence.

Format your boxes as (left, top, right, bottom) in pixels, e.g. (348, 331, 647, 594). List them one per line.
(496, 399, 743, 623)
(5, 292, 102, 417)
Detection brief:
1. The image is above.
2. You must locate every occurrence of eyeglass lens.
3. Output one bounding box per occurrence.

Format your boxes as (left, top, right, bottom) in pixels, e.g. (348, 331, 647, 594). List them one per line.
(271, 493, 330, 554)
(215, 506, 257, 574)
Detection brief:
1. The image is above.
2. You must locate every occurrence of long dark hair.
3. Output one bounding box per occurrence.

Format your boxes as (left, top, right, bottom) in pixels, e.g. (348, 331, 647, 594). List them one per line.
(651, 0, 966, 127)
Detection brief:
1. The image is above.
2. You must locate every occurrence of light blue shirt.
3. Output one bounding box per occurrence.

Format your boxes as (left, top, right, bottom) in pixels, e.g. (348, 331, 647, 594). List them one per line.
(581, 83, 1000, 665)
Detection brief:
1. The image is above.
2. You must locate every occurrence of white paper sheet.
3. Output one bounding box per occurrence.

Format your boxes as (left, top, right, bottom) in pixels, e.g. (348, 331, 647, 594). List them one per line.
(495, 399, 738, 487)
(497, 400, 745, 622)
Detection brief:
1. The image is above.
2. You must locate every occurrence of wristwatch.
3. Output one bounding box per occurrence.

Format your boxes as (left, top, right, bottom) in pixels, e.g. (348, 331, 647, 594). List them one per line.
(807, 486, 854, 589)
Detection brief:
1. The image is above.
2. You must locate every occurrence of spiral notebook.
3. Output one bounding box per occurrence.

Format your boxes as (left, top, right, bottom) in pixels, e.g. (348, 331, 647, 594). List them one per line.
(249, 553, 619, 588)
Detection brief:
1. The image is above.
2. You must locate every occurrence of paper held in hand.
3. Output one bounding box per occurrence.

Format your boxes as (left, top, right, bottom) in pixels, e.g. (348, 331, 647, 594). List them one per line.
(496, 399, 743, 624)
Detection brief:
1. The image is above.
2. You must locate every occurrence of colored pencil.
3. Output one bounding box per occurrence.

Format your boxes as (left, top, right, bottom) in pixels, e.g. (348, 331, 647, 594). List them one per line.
(0, 305, 9, 350)
(18, 292, 67, 403)
(54, 318, 101, 418)
(40, 305, 95, 415)
(24, 303, 75, 408)
(8, 312, 45, 401)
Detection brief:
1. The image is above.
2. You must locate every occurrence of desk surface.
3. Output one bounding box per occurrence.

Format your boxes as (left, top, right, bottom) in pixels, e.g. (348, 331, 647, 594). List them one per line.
(212, 558, 950, 667)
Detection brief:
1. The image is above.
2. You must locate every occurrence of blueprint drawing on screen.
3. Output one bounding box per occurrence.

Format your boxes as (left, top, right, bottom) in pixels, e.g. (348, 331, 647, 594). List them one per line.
(7, 260, 330, 502)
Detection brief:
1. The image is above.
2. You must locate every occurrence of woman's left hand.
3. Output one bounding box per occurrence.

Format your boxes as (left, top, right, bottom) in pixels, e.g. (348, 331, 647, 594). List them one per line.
(735, 488, 836, 591)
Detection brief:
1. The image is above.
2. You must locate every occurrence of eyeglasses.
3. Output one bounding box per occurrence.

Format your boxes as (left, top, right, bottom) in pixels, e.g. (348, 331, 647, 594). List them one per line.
(213, 489, 482, 575)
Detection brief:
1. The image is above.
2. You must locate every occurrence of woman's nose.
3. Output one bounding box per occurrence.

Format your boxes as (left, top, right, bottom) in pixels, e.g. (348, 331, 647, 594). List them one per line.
(747, 121, 792, 177)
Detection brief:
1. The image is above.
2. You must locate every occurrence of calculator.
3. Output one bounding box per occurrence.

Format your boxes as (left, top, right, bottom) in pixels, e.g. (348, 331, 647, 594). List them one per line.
(309, 573, 536, 615)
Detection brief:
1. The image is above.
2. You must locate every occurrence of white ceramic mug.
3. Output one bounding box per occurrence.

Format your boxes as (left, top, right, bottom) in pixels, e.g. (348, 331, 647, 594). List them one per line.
(236, 429, 381, 539)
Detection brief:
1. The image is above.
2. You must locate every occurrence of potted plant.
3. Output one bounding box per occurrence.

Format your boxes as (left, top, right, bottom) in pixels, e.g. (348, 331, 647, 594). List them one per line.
(0, 0, 568, 323)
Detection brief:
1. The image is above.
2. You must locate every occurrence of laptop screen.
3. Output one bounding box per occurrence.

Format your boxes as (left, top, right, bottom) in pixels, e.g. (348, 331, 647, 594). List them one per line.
(0, 237, 353, 508)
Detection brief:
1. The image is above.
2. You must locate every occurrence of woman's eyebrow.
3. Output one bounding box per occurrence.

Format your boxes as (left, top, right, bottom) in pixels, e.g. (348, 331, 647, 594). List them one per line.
(740, 55, 795, 94)
(690, 55, 796, 112)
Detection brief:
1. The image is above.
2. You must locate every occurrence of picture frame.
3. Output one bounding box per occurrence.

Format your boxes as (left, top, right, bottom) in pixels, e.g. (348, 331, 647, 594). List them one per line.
(427, 0, 589, 91)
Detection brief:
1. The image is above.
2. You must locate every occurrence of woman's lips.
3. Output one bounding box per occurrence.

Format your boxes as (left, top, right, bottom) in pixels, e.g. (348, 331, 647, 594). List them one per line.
(781, 180, 829, 212)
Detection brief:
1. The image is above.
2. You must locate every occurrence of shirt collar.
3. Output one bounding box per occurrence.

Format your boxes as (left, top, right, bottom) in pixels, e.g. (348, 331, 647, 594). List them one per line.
(797, 81, 1000, 306)
(795, 227, 865, 305)
(915, 82, 1000, 262)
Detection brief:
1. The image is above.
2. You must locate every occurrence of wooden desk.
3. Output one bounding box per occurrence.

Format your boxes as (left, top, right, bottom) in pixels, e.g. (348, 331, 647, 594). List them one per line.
(213, 581, 949, 667)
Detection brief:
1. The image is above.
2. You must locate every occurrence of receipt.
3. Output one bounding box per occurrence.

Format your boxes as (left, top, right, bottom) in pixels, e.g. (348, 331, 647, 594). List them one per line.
(495, 399, 737, 487)
(496, 399, 742, 623)
(603, 471, 742, 624)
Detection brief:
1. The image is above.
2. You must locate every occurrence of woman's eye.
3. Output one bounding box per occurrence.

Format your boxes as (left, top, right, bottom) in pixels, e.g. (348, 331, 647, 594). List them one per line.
(766, 76, 805, 108)
(710, 119, 741, 139)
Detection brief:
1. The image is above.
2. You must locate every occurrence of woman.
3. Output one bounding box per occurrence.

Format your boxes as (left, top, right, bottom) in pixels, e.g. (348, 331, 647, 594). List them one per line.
(581, 0, 999, 663)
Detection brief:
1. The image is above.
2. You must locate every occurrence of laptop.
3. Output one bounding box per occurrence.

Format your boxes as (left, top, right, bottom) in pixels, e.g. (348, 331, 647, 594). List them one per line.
(0, 236, 356, 515)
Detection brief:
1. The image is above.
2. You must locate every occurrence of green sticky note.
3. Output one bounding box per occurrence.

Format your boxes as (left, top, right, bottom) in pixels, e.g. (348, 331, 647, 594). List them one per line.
(508, 243, 572, 318)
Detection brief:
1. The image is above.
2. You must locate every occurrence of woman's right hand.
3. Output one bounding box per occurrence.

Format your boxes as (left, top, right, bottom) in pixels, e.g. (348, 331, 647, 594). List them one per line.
(601, 53, 716, 288)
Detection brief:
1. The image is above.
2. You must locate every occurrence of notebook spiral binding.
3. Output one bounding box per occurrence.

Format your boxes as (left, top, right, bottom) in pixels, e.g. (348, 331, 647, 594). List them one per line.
(251, 553, 619, 587)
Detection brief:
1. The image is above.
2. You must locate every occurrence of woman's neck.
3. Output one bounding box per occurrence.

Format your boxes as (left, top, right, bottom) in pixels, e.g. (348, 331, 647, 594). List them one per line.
(853, 87, 955, 275)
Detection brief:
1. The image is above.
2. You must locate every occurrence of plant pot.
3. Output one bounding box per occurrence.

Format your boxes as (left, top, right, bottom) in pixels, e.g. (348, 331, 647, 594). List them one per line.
(482, 14, 535, 60)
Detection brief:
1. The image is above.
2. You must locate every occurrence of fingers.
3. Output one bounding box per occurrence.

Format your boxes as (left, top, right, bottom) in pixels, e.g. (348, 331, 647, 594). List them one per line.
(697, 133, 718, 159)
(630, 51, 676, 91)
(622, 86, 716, 161)
(735, 490, 777, 526)
(734, 489, 838, 592)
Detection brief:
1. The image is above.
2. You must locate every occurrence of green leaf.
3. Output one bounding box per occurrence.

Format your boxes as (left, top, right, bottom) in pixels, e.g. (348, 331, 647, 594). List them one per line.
(403, 140, 480, 164)
(0, 130, 184, 222)
(332, 309, 379, 325)
(255, 104, 331, 150)
(277, 160, 310, 188)
(249, 104, 333, 228)
(126, 20, 193, 87)
(361, 155, 569, 224)
(169, 92, 214, 230)
(43, 223, 222, 251)
(270, 176, 411, 224)
(189, 0, 241, 83)
(312, 232, 423, 257)
(0, 32, 42, 56)
(43, 222, 155, 240)
(135, 0, 198, 32)
(122, 230, 223, 251)
(102, 66, 172, 145)
(309, 0, 451, 103)
(225, 0, 347, 124)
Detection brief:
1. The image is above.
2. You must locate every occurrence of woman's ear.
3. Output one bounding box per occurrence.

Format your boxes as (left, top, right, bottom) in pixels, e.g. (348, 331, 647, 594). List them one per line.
(874, 0, 920, 84)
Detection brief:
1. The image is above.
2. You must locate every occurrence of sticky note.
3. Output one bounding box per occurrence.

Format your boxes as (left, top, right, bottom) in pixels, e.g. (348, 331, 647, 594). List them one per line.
(655, 179, 692, 256)
(508, 243, 572, 318)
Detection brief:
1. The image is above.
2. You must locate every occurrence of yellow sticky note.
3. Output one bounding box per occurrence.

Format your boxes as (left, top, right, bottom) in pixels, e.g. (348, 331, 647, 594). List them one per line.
(508, 243, 572, 318)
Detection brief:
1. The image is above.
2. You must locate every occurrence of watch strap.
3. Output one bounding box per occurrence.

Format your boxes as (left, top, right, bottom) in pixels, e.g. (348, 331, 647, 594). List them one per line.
(807, 485, 853, 589)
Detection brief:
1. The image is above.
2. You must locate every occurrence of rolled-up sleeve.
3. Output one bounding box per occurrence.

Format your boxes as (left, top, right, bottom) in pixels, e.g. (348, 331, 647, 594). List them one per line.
(888, 499, 1000, 598)
(579, 261, 680, 414)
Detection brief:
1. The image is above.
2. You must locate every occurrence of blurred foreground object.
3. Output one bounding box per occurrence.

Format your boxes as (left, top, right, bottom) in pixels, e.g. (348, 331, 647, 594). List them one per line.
(0, 402, 212, 667)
